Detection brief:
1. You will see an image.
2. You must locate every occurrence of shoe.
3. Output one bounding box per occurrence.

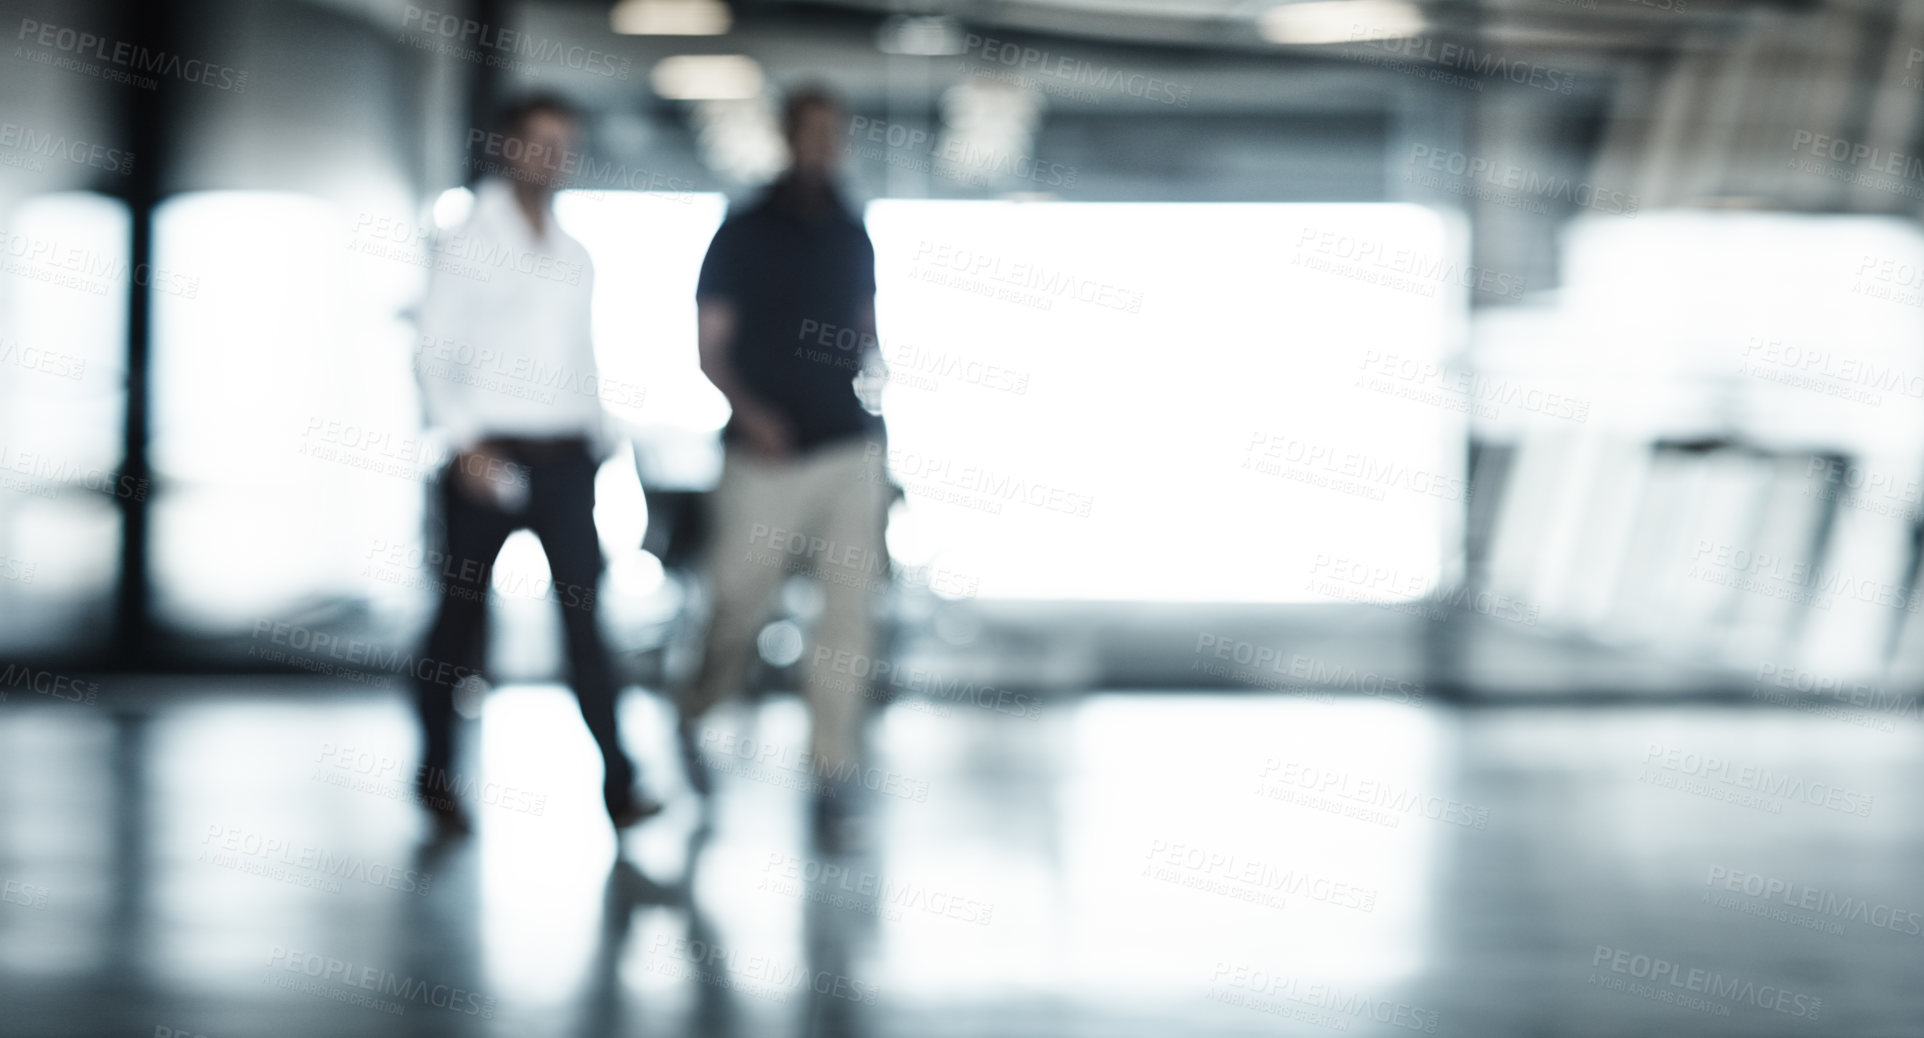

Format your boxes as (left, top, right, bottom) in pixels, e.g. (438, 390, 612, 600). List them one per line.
(677, 721, 713, 797)
(608, 793, 666, 830)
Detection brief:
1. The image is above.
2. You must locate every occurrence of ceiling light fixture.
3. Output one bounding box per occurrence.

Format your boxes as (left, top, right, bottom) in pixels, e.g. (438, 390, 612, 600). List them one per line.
(876, 14, 966, 56)
(611, 0, 731, 36)
(650, 54, 764, 100)
(1259, 0, 1425, 45)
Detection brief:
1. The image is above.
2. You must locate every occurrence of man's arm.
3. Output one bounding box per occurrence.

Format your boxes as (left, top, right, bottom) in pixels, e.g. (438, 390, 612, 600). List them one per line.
(855, 300, 882, 376)
(697, 298, 792, 459)
(417, 234, 517, 502)
(853, 230, 884, 387)
(849, 299, 887, 413)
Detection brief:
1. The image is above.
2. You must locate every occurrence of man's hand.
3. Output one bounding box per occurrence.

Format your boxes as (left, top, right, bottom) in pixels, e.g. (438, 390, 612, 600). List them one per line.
(734, 404, 794, 461)
(452, 442, 520, 504)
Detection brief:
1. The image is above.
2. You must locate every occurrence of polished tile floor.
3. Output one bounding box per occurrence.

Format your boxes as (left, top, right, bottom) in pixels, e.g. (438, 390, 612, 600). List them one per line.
(1, 679, 1920, 1037)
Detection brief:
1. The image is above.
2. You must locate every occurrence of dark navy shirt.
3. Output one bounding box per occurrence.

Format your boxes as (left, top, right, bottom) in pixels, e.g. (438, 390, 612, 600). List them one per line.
(696, 178, 879, 451)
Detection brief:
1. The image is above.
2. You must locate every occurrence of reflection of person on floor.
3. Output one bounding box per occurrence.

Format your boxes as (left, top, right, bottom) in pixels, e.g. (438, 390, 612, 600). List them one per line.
(680, 84, 887, 847)
(411, 93, 660, 835)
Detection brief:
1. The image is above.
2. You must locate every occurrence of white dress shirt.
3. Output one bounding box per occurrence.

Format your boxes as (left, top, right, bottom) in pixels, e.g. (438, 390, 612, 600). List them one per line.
(415, 178, 610, 455)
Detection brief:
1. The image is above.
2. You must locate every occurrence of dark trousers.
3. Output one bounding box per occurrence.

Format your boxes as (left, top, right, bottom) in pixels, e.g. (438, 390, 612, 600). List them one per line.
(415, 438, 636, 809)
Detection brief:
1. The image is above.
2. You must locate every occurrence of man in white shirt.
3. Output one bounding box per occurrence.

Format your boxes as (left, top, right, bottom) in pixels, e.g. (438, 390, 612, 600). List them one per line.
(411, 94, 658, 833)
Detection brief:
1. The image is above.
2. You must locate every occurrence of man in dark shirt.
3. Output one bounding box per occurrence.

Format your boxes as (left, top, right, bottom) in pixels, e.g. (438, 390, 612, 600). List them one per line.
(684, 84, 887, 844)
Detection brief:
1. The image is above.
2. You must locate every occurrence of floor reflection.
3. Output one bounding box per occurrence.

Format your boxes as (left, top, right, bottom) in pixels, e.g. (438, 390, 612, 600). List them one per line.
(1, 682, 1921, 1036)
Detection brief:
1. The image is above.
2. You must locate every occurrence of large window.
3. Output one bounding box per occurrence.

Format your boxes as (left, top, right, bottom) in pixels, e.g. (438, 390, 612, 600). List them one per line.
(149, 190, 425, 634)
(133, 191, 1470, 652)
(866, 201, 1468, 602)
(0, 192, 129, 655)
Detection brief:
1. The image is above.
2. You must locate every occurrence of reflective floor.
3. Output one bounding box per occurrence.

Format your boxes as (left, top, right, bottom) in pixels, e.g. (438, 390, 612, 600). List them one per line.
(1, 679, 1920, 1037)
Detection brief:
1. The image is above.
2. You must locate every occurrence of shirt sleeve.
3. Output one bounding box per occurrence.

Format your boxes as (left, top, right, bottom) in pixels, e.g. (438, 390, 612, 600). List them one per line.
(695, 220, 740, 303)
(413, 229, 489, 453)
(577, 252, 619, 461)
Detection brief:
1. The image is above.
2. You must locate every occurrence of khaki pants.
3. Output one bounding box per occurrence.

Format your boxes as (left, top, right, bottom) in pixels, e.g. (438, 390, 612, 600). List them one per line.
(685, 437, 886, 776)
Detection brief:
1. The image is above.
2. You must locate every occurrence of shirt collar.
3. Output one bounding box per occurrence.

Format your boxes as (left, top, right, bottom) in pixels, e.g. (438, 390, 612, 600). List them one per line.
(758, 172, 853, 224)
(472, 177, 548, 246)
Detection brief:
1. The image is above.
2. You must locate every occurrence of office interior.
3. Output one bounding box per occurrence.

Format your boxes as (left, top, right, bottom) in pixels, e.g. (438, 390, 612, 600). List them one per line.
(3, 0, 1924, 1035)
